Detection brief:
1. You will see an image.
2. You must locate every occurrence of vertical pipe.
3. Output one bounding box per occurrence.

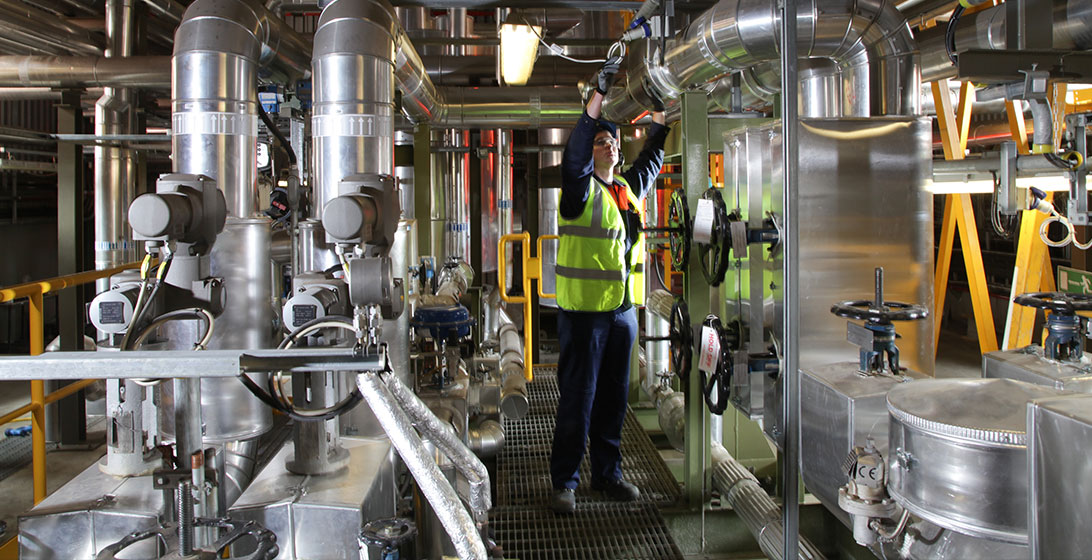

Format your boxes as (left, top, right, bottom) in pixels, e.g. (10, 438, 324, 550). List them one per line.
(480, 130, 499, 273)
(29, 291, 45, 504)
(779, 0, 801, 555)
(95, 0, 137, 293)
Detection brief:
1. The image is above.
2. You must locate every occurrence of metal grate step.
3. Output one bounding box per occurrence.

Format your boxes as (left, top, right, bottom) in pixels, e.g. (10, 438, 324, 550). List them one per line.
(492, 502, 682, 560)
(494, 367, 683, 559)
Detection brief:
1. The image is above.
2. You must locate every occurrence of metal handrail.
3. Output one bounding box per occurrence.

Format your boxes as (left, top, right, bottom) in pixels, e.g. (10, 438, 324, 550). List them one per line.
(0, 260, 141, 504)
(497, 233, 558, 381)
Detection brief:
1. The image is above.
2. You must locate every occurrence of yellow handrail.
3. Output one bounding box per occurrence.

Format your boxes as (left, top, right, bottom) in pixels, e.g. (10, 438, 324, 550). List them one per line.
(0, 260, 141, 504)
(498, 233, 559, 381)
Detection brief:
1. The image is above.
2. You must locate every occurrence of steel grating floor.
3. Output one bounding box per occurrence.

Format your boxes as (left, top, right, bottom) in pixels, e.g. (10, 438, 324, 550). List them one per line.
(494, 367, 683, 559)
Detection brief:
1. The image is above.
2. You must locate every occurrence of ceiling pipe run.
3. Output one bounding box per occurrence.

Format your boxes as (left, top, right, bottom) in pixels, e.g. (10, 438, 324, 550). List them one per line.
(604, 0, 920, 121)
(0, 55, 169, 88)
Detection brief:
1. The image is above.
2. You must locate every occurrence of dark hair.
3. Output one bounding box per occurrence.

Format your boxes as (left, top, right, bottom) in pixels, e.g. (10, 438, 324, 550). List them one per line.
(596, 120, 618, 139)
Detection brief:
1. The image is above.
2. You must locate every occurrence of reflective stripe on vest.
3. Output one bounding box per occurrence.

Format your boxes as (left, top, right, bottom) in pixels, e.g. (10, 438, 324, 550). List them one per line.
(557, 176, 646, 311)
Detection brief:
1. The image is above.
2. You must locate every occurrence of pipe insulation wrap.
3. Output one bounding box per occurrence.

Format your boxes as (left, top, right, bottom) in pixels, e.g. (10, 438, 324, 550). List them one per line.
(382, 373, 493, 519)
(357, 373, 488, 560)
(710, 443, 826, 560)
(604, 0, 919, 120)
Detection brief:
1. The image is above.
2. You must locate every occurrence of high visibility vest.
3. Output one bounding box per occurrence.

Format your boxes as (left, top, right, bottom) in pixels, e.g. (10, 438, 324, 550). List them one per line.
(556, 176, 646, 312)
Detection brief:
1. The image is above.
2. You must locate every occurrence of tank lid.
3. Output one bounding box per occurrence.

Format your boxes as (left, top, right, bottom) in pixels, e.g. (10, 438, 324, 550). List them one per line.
(887, 378, 1070, 446)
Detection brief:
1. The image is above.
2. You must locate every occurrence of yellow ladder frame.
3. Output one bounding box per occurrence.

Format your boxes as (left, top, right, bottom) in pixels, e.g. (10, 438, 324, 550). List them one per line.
(933, 79, 999, 355)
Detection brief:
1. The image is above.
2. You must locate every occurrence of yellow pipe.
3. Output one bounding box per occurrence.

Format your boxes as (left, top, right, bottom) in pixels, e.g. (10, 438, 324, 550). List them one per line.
(0, 379, 96, 428)
(0, 403, 37, 428)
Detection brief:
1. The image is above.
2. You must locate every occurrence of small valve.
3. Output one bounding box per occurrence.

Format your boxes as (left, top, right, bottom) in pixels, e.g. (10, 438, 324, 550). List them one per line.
(831, 267, 928, 375)
(838, 440, 897, 546)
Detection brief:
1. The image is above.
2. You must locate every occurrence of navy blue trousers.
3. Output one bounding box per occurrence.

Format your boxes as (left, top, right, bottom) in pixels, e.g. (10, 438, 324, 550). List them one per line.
(550, 306, 638, 490)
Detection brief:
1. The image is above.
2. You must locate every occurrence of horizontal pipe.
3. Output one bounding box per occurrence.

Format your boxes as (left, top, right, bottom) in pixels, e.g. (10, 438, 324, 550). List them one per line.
(0, 56, 169, 88)
(0, 261, 141, 302)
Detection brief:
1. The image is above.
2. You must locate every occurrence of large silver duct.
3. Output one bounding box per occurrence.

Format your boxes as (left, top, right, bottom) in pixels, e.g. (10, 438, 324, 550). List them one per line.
(605, 0, 920, 121)
(311, 0, 396, 222)
(918, 0, 1092, 82)
(172, 0, 310, 218)
(0, 55, 169, 88)
(95, 0, 138, 292)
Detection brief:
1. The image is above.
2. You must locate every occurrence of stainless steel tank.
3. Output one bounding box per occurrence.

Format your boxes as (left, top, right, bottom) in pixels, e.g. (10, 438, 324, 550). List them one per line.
(886, 378, 1071, 544)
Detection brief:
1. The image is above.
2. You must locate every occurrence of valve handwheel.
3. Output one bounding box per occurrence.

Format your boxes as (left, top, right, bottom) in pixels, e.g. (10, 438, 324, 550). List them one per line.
(666, 189, 691, 270)
(697, 188, 731, 286)
(669, 298, 693, 379)
(830, 299, 929, 325)
(1013, 292, 1092, 316)
(701, 315, 734, 415)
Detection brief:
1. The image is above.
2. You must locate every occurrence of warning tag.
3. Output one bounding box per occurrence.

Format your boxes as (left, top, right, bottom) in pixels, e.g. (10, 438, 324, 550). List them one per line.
(698, 325, 721, 373)
(693, 198, 715, 244)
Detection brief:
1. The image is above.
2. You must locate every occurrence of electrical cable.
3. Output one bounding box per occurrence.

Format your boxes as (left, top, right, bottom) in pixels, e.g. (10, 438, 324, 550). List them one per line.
(127, 307, 215, 387)
(945, 5, 965, 65)
(237, 315, 366, 422)
(518, 13, 614, 64)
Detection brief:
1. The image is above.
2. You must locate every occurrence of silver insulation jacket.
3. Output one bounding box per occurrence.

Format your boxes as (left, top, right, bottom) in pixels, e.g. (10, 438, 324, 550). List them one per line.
(357, 373, 488, 560)
(382, 373, 493, 519)
(711, 443, 827, 560)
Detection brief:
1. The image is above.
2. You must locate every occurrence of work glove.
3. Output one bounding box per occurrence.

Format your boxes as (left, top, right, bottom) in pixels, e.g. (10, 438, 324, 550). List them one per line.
(595, 56, 623, 95)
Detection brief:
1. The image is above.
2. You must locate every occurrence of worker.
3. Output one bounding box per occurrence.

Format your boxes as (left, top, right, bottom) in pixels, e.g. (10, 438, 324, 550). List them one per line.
(550, 55, 669, 515)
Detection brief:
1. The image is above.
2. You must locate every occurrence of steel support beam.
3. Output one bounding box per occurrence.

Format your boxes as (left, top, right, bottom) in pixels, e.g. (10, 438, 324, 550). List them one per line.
(681, 91, 710, 511)
(50, 88, 88, 446)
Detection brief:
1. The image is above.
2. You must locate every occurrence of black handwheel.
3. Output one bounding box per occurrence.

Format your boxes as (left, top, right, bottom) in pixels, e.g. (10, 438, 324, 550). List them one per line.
(697, 188, 730, 286)
(830, 300, 928, 325)
(701, 315, 733, 415)
(667, 189, 691, 270)
(1013, 292, 1092, 316)
(669, 299, 693, 380)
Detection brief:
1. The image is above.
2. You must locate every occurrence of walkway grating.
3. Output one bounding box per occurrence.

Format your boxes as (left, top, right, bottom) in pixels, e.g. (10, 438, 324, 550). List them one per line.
(494, 366, 683, 559)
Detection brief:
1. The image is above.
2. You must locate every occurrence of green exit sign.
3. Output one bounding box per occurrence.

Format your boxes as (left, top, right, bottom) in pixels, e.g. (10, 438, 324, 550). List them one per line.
(1058, 266, 1092, 295)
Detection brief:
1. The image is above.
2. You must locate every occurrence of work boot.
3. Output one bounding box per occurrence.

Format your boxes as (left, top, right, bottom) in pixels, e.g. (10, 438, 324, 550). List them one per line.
(551, 488, 576, 514)
(592, 478, 640, 501)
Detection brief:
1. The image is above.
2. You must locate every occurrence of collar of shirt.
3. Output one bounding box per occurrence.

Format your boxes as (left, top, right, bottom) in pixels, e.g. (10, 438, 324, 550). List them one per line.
(595, 175, 629, 212)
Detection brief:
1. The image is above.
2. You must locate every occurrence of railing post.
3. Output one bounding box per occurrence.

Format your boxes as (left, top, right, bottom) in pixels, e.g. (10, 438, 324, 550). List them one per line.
(29, 291, 46, 504)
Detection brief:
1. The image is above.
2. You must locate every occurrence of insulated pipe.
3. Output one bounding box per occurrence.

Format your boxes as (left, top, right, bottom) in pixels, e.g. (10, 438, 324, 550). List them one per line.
(357, 372, 488, 560)
(172, 0, 310, 218)
(468, 419, 505, 458)
(95, 0, 138, 293)
(0, 0, 102, 55)
(710, 442, 827, 560)
(382, 373, 493, 520)
(0, 56, 169, 88)
(311, 0, 396, 223)
(917, 0, 1092, 82)
(604, 0, 919, 120)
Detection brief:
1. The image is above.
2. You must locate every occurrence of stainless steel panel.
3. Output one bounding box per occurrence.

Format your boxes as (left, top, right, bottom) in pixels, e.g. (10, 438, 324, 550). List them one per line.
(799, 362, 925, 526)
(731, 118, 934, 438)
(1028, 393, 1092, 560)
(984, 347, 1092, 393)
(20, 459, 162, 559)
(229, 436, 398, 560)
(887, 378, 1070, 544)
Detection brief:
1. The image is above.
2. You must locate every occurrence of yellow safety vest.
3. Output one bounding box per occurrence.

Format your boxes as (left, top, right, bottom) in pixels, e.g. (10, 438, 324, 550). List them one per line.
(556, 176, 645, 311)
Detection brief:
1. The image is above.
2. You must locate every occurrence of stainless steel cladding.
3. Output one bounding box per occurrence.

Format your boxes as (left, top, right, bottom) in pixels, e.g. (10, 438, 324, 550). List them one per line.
(228, 437, 397, 559)
(443, 130, 471, 262)
(202, 217, 274, 441)
(311, 0, 396, 223)
(298, 219, 340, 274)
(886, 378, 1070, 544)
(604, 0, 919, 122)
(1028, 393, 1092, 560)
(479, 130, 500, 273)
(172, 0, 310, 219)
(727, 118, 935, 377)
(799, 363, 926, 527)
(396, 130, 415, 220)
(917, 0, 1092, 82)
(983, 346, 1092, 393)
